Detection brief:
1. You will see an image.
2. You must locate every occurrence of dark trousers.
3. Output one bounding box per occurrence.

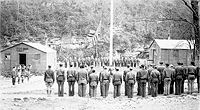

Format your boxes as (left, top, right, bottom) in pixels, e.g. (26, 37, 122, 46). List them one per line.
(151, 82, 158, 97)
(140, 81, 147, 97)
(68, 81, 75, 96)
(158, 81, 164, 94)
(137, 82, 141, 96)
(57, 81, 64, 97)
(124, 82, 128, 96)
(148, 81, 151, 95)
(198, 76, 200, 93)
(128, 83, 134, 98)
(175, 79, 182, 95)
(181, 79, 185, 93)
(100, 82, 103, 96)
(114, 84, 121, 98)
(89, 86, 97, 97)
(170, 80, 174, 94)
(12, 77, 16, 85)
(78, 83, 87, 97)
(102, 82, 109, 98)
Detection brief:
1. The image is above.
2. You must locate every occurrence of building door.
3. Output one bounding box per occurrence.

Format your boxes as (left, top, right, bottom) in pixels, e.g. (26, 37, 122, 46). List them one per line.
(19, 54, 26, 66)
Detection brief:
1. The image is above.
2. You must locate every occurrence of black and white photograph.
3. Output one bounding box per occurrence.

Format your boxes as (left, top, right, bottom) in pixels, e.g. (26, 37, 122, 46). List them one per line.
(0, 0, 200, 110)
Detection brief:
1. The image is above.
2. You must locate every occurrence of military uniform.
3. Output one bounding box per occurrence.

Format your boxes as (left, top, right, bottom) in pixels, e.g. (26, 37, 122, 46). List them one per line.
(187, 63, 197, 94)
(170, 66, 175, 94)
(113, 69, 122, 98)
(89, 71, 99, 97)
(99, 67, 110, 98)
(174, 64, 185, 95)
(11, 67, 17, 85)
(77, 67, 88, 97)
(67, 67, 76, 96)
(125, 69, 136, 98)
(149, 68, 160, 97)
(56, 67, 65, 97)
(147, 66, 154, 95)
(136, 66, 148, 97)
(157, 64, 165, 94)
(163, 65, 174, 95)
(123, 66, 130, 96)
(197, 67, 200, 93)
(44, 66, 55, 96)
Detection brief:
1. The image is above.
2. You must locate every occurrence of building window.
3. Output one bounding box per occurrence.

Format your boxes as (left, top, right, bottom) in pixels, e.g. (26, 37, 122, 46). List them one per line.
(34, 54, 40, 60)
(5, 53, 11, 60)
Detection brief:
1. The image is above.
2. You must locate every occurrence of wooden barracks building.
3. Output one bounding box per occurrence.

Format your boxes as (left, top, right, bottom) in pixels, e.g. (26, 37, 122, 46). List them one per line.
(148, 39, 193, 66)
(0, 42, 57, 73)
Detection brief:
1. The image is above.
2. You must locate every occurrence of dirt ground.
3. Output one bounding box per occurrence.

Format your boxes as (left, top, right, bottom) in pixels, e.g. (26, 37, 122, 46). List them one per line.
(0, 67, 200, 110)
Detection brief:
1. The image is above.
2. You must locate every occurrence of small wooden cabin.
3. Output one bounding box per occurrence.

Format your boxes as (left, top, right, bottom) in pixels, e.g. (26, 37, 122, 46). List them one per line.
(148, 39, 193, 66)
(0, 42, 57, 73)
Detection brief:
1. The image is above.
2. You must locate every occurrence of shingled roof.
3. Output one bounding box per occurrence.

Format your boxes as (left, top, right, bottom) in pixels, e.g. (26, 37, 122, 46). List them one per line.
(150, 39, 194, 49)
(1, 42, 56, 53)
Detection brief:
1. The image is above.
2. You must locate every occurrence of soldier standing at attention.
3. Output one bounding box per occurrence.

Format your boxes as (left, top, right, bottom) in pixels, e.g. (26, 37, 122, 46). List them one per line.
(187, 62, 197, 94)
(56, 64, 65, 97)
(136, 66, 142, 96)
(157, 62, 165, 94)
(197, 66, 200, 93)
(11, 66, 17, 85)
(17, 65, 22, 84)
(169, 65, 175, 94)
(125, 67, 136, 98)
(175, 62, 185, 95)
(89, 70, 99, 97)
(113, 68, 122, 98)
(181, 63, 187, 93)
(123, 65, 130, 96)
(147, 64, 154, 95)
(44, 65, 55, 96)
(99, 66, 105, 96)
(150, 66, 160, 97)
(66, 65, 76, 96)
(136, 65, 148, 97)
(76, 65, 88, 97)
(163, 63, 174, 96)
(99, 66, 110, 98)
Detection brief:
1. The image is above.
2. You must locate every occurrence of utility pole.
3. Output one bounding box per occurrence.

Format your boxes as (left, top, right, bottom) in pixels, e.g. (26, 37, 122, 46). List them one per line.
(109, 0, 113, 66)
(191, 0, 200, 66)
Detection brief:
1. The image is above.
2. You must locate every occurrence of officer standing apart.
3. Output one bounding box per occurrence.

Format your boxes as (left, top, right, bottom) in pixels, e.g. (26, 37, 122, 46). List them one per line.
(157, 62, 165, 94)
(44, 65, 55, 96)
(66, 65, 76, 96)
(123, 65, 130, 96)
(11, 66, 17, 85)
(56, 64, 65, 97)
(136, 65, 148, 97)
(76, 65, 88, 97)
(89, 70, 99, 97)
(99, 66, 110, 98)
(163, 63, 174, 96)
(113, 68, 122, 98)
(149, 66, 160, 97)
(125, 67, 136, 98)
(174, 62, 185, 95)
(187, 62, 197, 94)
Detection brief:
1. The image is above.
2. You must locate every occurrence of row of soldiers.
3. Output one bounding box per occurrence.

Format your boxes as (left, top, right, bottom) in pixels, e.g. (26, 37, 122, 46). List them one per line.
(11, 64, 32, 85)
(44, 61, 200, 98)
(66, 59, 139, 68)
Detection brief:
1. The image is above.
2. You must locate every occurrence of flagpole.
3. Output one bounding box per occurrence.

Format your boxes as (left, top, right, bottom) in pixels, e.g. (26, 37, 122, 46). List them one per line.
(109, 0, 114, 66)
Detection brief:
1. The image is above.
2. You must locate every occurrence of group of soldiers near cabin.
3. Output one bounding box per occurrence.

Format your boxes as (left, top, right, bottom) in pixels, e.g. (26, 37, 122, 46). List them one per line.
(11, 64, 32, 85)
(44, 61, 200, 98)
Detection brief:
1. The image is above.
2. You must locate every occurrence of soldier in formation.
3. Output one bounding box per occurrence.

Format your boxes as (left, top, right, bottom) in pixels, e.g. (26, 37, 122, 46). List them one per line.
(163, 64, 174, 96)
(112, 68, 122, 98)
(66, 64, 76, 96)
(149, 66, 160, 97)
(99, 66, 110, 98)
(56, 64, 65, 97)
(44, 65, 55, 96)
(77, 65, 88, 97)
(89, 70, 99, 97)
(125, 67, 136, 98)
